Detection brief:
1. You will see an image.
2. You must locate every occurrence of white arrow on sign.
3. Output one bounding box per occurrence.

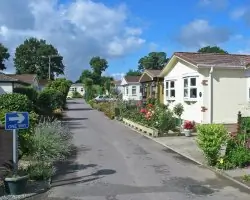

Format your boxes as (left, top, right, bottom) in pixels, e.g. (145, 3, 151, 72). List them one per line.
(9, 113, 25, 123)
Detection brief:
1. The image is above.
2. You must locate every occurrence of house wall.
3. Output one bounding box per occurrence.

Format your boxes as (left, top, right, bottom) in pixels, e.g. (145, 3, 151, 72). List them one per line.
(0, 82, 13, 94)
(158, 80, 164, 104)
(164, 60, 203, 123)
(122, 84, 142, 101)
(210, 69, 249, 123)
(68, 85, 85, 96)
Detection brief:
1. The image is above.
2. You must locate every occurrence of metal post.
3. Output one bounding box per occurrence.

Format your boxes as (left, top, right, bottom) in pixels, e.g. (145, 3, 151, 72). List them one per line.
(48, 56, 51, 80)
(13, 129, 18, 175)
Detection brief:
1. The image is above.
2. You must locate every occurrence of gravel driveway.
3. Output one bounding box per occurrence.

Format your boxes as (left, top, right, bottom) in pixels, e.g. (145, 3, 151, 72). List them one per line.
(28, 99, 250, 200)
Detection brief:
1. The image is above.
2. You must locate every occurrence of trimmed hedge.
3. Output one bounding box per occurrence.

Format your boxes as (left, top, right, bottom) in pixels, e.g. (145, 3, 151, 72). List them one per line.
(0, 93, 32, 112)
(13, 86, 38, 104)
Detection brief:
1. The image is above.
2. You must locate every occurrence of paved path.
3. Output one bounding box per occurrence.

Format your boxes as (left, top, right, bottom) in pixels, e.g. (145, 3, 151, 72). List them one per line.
(31, 99, 250, 200)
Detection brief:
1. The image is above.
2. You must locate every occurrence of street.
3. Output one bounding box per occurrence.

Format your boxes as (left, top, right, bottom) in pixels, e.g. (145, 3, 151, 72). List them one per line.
(31, 99, 250, 200)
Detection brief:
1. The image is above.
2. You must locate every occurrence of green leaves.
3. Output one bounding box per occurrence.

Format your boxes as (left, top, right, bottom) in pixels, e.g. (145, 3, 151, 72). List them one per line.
(138, 52, 169, 71)
(126, 69, 142, 76)
(198, 46, 228, 54)
(14, 37, 65, 79)
(89, 56, 108, 75)
(196, 124, 228, 166)
(0, 43, 10, 70)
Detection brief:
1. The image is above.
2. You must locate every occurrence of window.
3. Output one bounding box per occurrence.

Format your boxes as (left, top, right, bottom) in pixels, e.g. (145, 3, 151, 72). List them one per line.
(126, 86, 129, 95)
(183, 77, 197, 100)
(166, 80, 175, 99)
(132, 86, 136, 96)
(81, 88, 84, 92)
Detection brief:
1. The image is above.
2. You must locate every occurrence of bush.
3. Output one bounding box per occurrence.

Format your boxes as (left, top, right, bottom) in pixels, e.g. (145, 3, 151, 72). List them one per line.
(26, 162, 56, 181)
(72, 91, 82, 98)
(0, 93, 32, 112)
(196, 124, 228, 166)
(37, 88, 64, 114)
(13, 87, 38, 105)
(29, 120, 72, 163)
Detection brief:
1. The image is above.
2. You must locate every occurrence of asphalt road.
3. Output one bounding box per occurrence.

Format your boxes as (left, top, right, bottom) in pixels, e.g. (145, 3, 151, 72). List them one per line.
(30, 99, 250, 200)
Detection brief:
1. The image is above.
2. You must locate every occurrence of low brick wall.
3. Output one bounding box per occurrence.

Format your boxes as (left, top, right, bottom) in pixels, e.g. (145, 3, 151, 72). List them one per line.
(0, 125, 12, 169)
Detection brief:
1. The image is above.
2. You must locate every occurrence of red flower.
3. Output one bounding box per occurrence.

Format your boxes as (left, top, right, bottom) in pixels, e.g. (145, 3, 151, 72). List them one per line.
(148, 103, 153, 108)
(136, 101, 142, 107)
(140, 108, 147, 114)
(183, 121, 195, 130)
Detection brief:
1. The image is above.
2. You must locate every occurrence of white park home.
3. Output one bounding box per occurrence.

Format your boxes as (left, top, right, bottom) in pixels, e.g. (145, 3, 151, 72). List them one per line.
(121, 76, 142, 101)
(68, 83, 85, 97)
(160, 52, 250, 126)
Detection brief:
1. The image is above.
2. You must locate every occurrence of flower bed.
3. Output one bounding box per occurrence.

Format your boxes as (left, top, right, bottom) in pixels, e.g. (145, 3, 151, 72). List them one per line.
(123, 118, 159, 137)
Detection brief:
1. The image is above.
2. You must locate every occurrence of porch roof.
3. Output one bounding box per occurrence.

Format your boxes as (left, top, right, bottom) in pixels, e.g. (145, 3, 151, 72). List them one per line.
(139, 69, 162, 83)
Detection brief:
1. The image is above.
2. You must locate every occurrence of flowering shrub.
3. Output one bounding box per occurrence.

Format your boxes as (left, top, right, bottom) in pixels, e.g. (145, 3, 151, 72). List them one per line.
(183, 121, 195, 130)
(122, 101, 176, 134)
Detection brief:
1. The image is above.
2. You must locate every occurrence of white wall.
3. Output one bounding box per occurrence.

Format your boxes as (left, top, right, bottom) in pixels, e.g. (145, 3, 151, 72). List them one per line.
(164, 60, 203, 123)
(0, 82, 13, 94)
(122, 84, 142, 101)
(68, 85, 85, 96)
(211, 69, 249, 123)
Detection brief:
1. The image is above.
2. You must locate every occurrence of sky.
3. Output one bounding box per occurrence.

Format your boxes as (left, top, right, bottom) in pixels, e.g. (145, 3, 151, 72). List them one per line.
(0, 0, 250, 81)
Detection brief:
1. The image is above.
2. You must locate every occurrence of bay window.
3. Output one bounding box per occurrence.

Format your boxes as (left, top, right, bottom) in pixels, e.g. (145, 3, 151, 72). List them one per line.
(166, 80, 175, 99)
(183, 77, 197, 100)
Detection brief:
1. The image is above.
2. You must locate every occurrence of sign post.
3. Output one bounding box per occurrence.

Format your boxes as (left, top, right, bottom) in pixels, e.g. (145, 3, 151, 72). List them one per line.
(5, 112, 29, 175)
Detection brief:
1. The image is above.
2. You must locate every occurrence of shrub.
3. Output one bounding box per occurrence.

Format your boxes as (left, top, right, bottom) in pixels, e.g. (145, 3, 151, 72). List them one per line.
(13, 87, 38, 105)
(72, 91, 83, 98)
(26, 162, 56, 181)
(196, 124, 228, 166)
(29, 120, 72, 163)
(0, 93, 32, 112)
(173, 103, 184, 127)
(37, 88, 64, 114)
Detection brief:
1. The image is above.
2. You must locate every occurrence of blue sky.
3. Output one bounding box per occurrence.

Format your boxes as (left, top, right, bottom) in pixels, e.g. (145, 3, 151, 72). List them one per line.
(0, 0, 249, 81)
(106, 0, 250, 78)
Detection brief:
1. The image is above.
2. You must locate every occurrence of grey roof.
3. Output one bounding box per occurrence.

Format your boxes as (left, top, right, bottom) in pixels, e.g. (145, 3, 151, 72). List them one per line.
(0, 73, 19, 82)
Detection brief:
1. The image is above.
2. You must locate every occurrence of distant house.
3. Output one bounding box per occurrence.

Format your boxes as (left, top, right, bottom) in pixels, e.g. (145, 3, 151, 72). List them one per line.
(112, 80, 122, 94)
(160, 52, 250, 126)
(38, 79, 49, 91)
(0, 73, 32, 95)
(68, 83, 85, 97)
(139, 69, 164, 103)
(121, 76, 142, 101)
(7, 74, 39, 90)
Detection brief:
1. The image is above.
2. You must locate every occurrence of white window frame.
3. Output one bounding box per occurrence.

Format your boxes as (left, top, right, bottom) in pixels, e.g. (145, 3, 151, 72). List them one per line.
(183, 76, 198, 101)
(165, 80, 176, 100)
(126, 86, 129, 95)
(132, 86, 136, 96)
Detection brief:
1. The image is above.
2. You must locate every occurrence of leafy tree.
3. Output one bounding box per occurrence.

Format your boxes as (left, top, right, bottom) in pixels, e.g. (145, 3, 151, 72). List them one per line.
(78, 69, 93, 83)
(126, 69, 142, 76)
(198, 46, 228, 54)
(89, 56, 108, 76)
(0, 43, 10, 70)
(84, 78, 95, 101)
(138, 52, 169, 72)
(14, 37, 65, 79)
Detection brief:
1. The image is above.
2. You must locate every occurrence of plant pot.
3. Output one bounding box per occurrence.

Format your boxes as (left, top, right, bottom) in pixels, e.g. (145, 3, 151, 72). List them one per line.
(4, 175, 29, 195)
(183, 129, 192, 137)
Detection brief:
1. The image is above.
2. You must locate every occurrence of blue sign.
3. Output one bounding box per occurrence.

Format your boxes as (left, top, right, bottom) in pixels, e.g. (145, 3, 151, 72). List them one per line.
(5, 112, 29, 130)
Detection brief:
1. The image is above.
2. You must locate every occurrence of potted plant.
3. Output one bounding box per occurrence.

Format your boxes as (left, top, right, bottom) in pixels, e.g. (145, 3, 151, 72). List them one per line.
(173, 103, 184, 135)
(4, 169, 29, 195)
(183, 120, 195, 137)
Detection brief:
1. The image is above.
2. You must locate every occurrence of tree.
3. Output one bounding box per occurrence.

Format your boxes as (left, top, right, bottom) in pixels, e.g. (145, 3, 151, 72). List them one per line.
(89, 56, 108, 76)
(78, 69, 93, 83)
(198, 46, 228, 54)
(126, 69, 142, 76)
(14, 37, 65, 79)
(0, 43, 10, 70)
(138, 52, 169, 72)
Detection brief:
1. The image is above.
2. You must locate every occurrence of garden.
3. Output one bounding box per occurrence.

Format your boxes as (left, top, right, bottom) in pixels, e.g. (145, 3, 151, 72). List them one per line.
(0, 78, 72, 196)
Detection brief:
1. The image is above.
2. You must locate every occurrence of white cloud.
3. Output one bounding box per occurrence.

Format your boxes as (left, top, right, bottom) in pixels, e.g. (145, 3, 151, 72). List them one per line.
(198, 0, 228, 9)
(231, 7, 246, 19)
(177, 19, 231, 48)
(0, 0, 145, 80)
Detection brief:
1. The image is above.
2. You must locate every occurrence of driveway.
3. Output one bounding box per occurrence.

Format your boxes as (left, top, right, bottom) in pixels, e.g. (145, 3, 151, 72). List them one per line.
(30, 99, 250, 200)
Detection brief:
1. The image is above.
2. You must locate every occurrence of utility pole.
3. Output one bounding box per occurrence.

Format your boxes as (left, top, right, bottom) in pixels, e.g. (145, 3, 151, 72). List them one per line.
(42, 55, 61, 80)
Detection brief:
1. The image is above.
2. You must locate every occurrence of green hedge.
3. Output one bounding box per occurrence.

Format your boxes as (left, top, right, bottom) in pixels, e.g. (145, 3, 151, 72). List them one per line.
(0, 93, 32, 112)
(13, 86, 38, 104)
(37, 88, 64, 114)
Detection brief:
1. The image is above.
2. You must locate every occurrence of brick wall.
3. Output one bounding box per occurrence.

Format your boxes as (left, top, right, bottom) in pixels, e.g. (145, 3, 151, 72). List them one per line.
(0, 125, 12, 168)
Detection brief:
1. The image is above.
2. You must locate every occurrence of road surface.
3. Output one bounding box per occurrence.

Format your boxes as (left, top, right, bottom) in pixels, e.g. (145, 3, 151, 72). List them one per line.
(30, 99, 250, 200)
